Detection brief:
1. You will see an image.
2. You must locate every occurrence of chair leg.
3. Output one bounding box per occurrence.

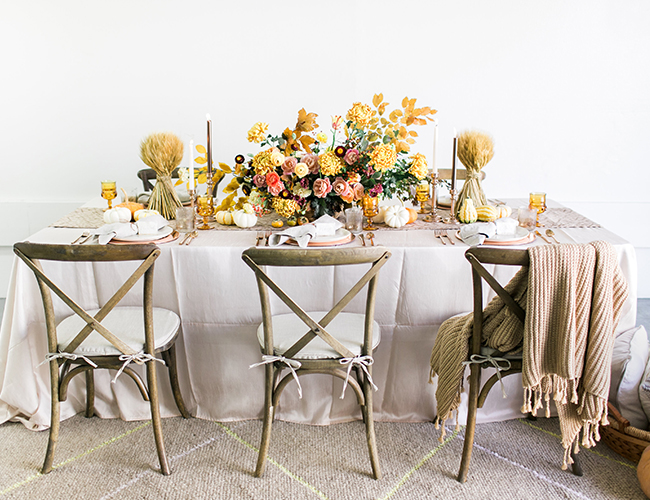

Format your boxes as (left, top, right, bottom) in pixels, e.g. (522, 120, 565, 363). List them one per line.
(161, 346, 190, 418)
(255, 364, 275, 477)
(458, 364, 480, 483)
(570, 448, 583, 476)
(43, 361, 61, 474)
(362, 370, 381, 480)
(85, 369, 95, 418)
(146, 359, 170, 475)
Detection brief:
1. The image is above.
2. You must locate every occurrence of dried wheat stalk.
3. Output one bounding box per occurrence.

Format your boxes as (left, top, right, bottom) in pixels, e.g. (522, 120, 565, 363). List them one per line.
(455, 130, 494, 217)
(140, 132, 184, 219)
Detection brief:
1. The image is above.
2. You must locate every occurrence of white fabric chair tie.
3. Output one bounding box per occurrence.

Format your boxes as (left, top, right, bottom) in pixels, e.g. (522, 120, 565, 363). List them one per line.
(462, 354, 512, 398)
(112, 352, 166, 384)
(38, 352, 98, 368)
(339, 355, 378, 399)
(250, 355, 303, 399)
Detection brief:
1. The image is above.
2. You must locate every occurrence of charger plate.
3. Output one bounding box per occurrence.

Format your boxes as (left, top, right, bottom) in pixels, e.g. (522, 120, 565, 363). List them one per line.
(456, 227, 536, 246)
(287, 228, 354, 247)
(110, 229, 179, 245)
(112, 226, 173, 242)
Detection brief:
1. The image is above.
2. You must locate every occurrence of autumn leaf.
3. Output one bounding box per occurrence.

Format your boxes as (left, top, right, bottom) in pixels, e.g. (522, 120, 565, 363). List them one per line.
(406, 138, 416, 144)
(378, 102, 389, 116)
(218, 162, 232, 173)
(223, 177, 241, 194)
(380, 118, 389, 126)
(399, 126, 408, 139)
(197, 172, 207, 184)
(405, 116, 415, 126)
(414, 118, 427, 126)
(295, 108, 319, 132)
(215, 192, 236, 212)
(389, 109, 403, 123)
(372, 93, 383, 107)
(299, 135, 316, 154)
(196, 144, 206, 154)
(409, 130, 419, 137)
(195, 156, 207, 164)
(402, 97, 409, 108)
(213, 171, 225, 184)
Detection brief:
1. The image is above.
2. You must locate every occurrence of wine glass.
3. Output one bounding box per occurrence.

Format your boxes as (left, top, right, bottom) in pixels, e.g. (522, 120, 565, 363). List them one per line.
(415, 182, 430, 214)
(101, 181, 117, 210)
(196, 195, 213, 230)
(529, 192, 547, 227)
(362, 194, 379, 230)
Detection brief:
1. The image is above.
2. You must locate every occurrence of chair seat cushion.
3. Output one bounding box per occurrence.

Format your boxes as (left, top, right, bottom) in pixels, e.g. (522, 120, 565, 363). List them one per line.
(56, 306, 181, 356)
(257, 311, 380, 360)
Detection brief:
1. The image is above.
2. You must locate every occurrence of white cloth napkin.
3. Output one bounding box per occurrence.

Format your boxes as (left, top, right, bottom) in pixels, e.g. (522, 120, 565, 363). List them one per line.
(495, 217, 518, 235)
(135, 214, 168, 235)
(459, 222, 496, 246)
(94, 222, 138, 245)
(269, 215, 344, 248)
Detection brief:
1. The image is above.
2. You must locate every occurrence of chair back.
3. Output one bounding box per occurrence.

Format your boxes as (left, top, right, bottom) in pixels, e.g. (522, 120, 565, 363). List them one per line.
(464, 247, 528, 355)
(13, 242, 160, 358)
(242, 246, 391, 359)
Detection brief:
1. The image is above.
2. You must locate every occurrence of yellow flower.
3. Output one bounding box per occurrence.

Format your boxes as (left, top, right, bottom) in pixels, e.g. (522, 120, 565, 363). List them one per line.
(316, 132, 328, 143)
(409, 153, 428, 180)
(272, 198, 300, 218)
(247, 122, 269, 143)
(270, 151, 285, 167)
(294, 162, 309, 178)
(252, 148, 275, 175)
(319, 150, 345, 176)
(369, 143, 397, 172)
(346, 102, 374, 127)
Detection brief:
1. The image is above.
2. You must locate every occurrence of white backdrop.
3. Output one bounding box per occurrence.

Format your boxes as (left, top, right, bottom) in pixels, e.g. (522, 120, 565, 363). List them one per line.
(1, 0, 649, 295)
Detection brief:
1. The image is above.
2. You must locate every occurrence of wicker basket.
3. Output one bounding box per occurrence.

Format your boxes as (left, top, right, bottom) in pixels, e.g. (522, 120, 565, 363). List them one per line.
(600, 402, 650, 463)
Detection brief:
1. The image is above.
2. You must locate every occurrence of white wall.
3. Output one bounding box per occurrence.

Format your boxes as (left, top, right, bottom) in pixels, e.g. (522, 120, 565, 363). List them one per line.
(1, 1, 649, 296)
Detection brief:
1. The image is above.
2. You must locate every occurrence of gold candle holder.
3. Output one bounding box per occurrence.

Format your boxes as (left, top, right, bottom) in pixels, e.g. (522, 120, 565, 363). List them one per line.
(445, 188, 459, 224)
(424, 172, 441, 223)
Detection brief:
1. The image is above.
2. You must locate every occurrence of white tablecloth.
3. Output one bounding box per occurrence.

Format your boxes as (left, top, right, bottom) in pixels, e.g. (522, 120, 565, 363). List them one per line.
(0, 201, 638, 430)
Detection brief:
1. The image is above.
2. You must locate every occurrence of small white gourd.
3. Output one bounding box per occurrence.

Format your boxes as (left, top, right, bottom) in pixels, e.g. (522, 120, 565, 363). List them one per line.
(232, 210, 257, 228)
(103, 206, 132, 224)
(134, 209, 160, 221)
(383, 205, 410, 228)
(215, 210, 235, 225)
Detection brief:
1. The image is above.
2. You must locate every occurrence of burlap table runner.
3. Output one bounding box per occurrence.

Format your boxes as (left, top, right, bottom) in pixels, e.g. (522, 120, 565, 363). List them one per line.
(50, 208, 105, 229)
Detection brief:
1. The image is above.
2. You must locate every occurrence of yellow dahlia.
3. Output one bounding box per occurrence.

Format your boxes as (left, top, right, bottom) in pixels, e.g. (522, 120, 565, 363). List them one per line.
(346, 102, 374, 127)
(318, 150, 345, 176)
(247, 122, 269, 143)
(369, 144, 397, 172)
(252, 148, 276, 175)
(409, 153, 428, 180)
(272, 197, 300, 218)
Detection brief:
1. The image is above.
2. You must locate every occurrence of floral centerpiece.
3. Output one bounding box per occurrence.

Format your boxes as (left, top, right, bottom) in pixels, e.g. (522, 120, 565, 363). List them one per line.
(219, 94, 437, 219)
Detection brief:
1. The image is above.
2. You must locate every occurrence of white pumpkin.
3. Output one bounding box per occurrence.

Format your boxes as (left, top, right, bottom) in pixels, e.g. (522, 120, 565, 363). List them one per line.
(232, 210, 257, 228)
(373, 206, 387, 224)
(215, 210, 234, 225)
(103, 206, 132, 224)
(133, 209, 159, 221)
(383, 205, 410, 228)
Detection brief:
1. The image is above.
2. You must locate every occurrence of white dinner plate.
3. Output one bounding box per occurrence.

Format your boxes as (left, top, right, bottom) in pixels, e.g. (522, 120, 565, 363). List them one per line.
(112, 225, 174, 242)
(287, 228, 353, 247)
(484, 226, 532, 244)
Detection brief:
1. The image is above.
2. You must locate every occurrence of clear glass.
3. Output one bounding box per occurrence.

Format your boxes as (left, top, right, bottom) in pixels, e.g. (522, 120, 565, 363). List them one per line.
(176, 207, 195, 232)
(518, 206, 537, 231)
(345, 206, 363, 234)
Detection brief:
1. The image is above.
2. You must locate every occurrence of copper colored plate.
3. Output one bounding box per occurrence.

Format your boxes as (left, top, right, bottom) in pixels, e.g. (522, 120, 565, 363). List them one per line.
(109, 231, 180, 245)
(286, 232, 355, 247)
(484, 231, 536, 246)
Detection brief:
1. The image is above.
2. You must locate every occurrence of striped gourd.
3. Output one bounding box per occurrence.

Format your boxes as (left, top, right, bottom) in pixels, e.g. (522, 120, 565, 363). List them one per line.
(458, 198, 478, 224)
(498, 205, 512, 218)
(476, 205, 499, 222)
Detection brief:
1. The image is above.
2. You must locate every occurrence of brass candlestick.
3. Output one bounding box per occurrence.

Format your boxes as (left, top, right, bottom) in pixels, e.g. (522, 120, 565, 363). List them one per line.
(425, 172, 441, 223)
(445, 188, 459, 224)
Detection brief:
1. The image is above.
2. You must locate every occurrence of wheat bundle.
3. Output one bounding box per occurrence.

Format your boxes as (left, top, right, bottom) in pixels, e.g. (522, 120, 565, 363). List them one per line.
(140, 132, 184, 219)
(454, 130, 494, 218)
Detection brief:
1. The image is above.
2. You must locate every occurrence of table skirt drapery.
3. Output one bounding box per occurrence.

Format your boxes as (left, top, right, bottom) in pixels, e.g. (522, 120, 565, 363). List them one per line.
(0, 211, 638, 431)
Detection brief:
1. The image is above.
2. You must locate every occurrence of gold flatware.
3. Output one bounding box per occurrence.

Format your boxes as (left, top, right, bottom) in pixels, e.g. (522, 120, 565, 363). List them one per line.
(444, 230, 455, 245)
(366, 232, 375, 246)
(255, 232, 264, 247)
(545, 229, 560, 244)
(71, 232, 90, 245)
(359, 234, 366, 246)
(178, 232, 192, 245)
(535, 230, 552, 244)
(184, 230, 198, 245)
(264, 231, 272, 247)
(433, 229, 446, 245)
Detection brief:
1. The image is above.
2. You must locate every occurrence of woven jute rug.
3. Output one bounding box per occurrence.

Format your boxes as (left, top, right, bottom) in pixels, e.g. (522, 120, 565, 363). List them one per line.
(0, 414, 641, 499)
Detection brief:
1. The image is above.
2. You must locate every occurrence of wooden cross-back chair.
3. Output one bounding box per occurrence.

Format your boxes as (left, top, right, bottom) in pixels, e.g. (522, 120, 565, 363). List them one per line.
(242, 246, 391, 479)
(13, 242, 190, 476)
(459, 246, 582, 482)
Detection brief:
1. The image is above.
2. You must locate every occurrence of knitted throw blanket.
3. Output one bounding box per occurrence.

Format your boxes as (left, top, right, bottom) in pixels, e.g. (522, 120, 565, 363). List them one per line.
(429, 241, 629, 468)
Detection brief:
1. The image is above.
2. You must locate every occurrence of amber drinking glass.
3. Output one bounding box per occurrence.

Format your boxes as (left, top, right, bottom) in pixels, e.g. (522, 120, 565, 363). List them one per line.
(415, 182, 430, 214)
(529, 192, 547, 227)
(196, 195, 213, 230)
(101, 181, 117, 210)
(362, 194, 379, 230)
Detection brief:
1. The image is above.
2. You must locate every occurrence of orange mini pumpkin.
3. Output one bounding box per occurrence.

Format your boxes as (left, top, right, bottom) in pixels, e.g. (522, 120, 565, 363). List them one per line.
(406, 207, 418, 224)
(117, 188, 145, 219)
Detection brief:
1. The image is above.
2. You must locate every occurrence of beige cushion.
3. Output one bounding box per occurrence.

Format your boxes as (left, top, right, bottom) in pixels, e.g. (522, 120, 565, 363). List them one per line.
(56, 306, 180, 356)
(257, 311, 380, 360)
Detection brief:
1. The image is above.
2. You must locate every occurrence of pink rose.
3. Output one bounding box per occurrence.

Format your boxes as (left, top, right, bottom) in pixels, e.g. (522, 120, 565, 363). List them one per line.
(351, 182, 365, 201)
(332, 177, 350, 196)
(339, 185, 355, 203)
(282, 156, 297, 175)
(302, 154, 320, 174)
(253, 174, 267, 187)
(313, 178, 332, 198)
(267, 180, 285, 196)
(344, 148, 360, 166)
(266, 171, 281, 187)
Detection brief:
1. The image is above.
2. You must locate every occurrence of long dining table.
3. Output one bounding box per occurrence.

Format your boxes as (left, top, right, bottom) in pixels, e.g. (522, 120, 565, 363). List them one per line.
(0, 199, 638, 431)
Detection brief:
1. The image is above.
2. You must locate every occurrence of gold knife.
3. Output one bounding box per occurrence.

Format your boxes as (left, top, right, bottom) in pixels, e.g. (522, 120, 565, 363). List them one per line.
(535, 230, 552, 244)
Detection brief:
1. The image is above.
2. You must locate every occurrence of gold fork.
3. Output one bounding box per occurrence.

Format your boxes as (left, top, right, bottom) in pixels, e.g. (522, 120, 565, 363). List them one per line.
(433, 229, 447, 245)
(255, 231, 264, 247)
(264, 231, 272, 246)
